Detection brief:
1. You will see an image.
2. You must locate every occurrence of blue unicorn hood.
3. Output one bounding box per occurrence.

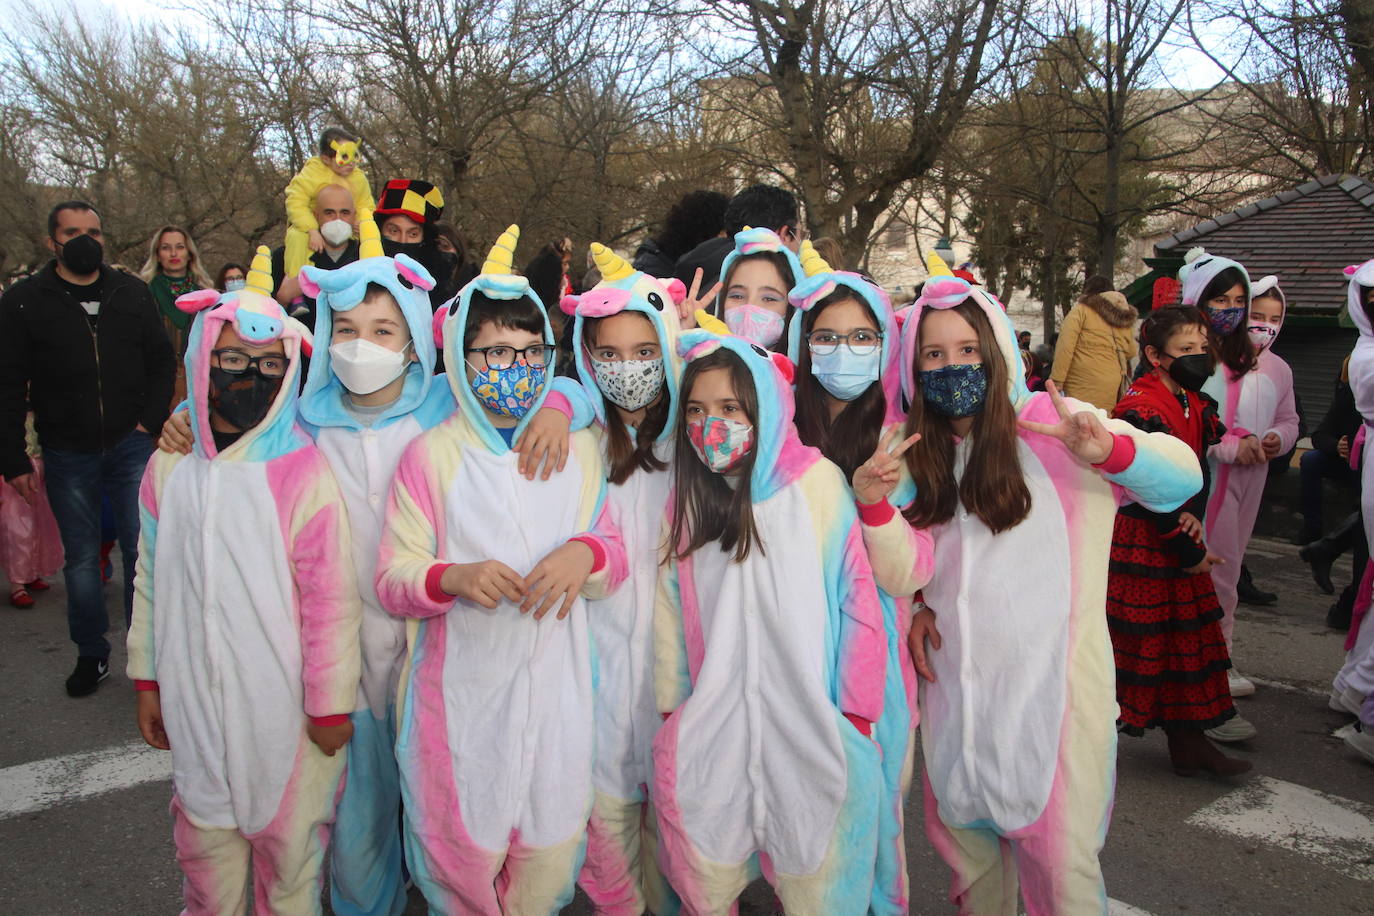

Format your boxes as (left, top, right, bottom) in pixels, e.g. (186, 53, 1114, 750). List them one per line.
(297, 219, 441, 431)
(436, 224, 556, 454)
(677, 330, 820, 502)
(564, 242, 687, 443)
(712, 226, 805, 325)
(899, 252, 1031, 412)
(175, 246, 313, 461)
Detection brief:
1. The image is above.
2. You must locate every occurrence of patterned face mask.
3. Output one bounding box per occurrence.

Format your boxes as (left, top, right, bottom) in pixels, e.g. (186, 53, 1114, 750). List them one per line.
(724, 304, 785, 349)
(920, 362, 988, 418)
(591, 357, 665, 412)
(1206, 306, 1246, 336)
(466, 360, 546, 420)
(687, 415, 754, 473)
(1246, 323, 1278, 352)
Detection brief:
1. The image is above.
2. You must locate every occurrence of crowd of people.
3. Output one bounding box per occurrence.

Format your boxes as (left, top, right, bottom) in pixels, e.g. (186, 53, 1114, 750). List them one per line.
(0, 125, 1368, 916)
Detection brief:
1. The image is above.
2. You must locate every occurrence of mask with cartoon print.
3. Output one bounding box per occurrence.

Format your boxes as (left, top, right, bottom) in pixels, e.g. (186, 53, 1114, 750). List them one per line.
(467, 360, 546, 420)
(592, 357, 665, 412)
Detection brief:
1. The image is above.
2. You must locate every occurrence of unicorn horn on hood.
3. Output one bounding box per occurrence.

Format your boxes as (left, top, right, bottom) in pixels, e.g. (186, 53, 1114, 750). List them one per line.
(591, 242, 634, 283)
(799, 239, 832, 277)
(482, 224, 520, 275)
(925, 251, 953, 278)
(358, 218, 384, 259)
(246, 245, 274, 296)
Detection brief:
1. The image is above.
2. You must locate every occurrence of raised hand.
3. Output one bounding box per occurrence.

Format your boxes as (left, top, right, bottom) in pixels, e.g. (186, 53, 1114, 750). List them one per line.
(852, 426, 921, 507)
(677, 268, 722, 330)
(1016, 380, 1114, 465)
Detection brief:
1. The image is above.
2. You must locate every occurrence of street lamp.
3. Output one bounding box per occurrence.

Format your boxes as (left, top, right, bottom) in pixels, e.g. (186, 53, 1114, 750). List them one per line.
(933, 236, 955, 266)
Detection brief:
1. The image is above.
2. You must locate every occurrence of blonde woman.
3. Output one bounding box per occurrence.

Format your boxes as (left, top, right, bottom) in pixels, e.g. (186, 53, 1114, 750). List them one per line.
(139, 225, 214, 356)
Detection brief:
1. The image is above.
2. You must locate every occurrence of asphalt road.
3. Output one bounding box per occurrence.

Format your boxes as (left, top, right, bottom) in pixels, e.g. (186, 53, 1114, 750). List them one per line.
(1, 534, 1370, 914)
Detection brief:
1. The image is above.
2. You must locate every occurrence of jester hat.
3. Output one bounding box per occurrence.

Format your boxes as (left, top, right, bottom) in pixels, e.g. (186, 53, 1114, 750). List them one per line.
(375, 179, 445, 226)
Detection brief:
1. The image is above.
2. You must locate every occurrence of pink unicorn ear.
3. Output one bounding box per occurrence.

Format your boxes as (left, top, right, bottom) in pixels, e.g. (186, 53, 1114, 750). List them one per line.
(176, 289, 220, 314)
(432, 307, 446, 348)
(396, 259, 435, 292)
(298, 271, 321, 298)
(770, 352, 796, 385)
(559, 294, 580, 316)
(663, 278, 687, 306)
(1346, 265, 1359, 276)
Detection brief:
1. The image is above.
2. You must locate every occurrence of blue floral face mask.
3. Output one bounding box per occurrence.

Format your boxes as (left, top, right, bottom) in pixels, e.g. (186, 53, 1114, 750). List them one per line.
(920, 363, 987, 418)
(1206, 306, 1246, 336)
(467, 360, 546, 420)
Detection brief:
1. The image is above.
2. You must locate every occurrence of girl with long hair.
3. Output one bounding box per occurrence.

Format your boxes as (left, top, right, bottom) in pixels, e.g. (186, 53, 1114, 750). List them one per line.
(708, 227, 803, 352)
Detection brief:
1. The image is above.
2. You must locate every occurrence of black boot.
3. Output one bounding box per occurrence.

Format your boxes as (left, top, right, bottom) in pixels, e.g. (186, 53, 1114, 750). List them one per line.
(1167, 728, 1253, 778)
(1302, 512, 1360, 595)
(1237, 563, 1277, 606)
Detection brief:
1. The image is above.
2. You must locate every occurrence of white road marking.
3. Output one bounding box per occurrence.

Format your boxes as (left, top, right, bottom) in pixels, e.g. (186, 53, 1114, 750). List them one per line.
(0, 741, 171, 819)
(1249, 675, 1329, 699)
(1186, 776, 1374, 882)
(1107, 899, 1155, 915)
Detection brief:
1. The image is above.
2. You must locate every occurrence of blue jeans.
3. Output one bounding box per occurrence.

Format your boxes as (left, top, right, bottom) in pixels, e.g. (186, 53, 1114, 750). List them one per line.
(43, 430, 154, 659)
(1300, 447, 1358, 534)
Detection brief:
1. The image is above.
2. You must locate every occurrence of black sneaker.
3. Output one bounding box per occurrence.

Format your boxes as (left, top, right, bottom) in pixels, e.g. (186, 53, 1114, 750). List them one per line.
(66, 657, 109, 697)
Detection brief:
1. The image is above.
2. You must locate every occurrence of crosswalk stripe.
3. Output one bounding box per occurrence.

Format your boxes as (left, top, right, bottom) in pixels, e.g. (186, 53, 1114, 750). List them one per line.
(1186, 776, 1374, 882)
(0, 741, 172, 819)
(1108, 900, 1155, 916)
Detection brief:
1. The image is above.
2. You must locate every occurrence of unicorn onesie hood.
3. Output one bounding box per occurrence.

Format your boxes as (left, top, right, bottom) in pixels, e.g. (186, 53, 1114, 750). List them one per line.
(563, 243, 685, 915)
(713, 226, 805, 349)
(126, 247, 360, 848)
(374, 226, 628, 914)
(651, 331, 888, 915)
(897, 270, 1202, 913)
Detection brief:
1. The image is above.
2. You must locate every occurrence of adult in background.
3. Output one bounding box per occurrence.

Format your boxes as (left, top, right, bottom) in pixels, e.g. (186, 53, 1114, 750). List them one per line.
(0, 201, 175, 696)
(432, 220, 478, 292)
(673, 184, 801, 289)
(1049, 275, 1139, 410)
(272, 182, 361, 320)
(215, 262, 247, 292)
(632, 189, 728, 278)
(140, 224, 214, 358)
(373, 178, 458, 307)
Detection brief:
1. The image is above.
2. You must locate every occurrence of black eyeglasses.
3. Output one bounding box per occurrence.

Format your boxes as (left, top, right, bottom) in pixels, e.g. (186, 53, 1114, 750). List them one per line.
(806, 329, 883, 356)
(466, 345, 556, 371)
(211, 348, 289, 379)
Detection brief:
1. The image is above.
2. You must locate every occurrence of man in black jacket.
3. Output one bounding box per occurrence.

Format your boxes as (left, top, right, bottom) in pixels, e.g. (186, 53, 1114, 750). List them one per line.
(672, 184, 802, 290)
(0, 201, 176, 696)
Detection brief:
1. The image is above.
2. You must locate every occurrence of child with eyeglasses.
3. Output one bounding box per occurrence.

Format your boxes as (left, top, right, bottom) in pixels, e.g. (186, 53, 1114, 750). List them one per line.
(375, 226, 626, 913)
(127, 248, 362, 914)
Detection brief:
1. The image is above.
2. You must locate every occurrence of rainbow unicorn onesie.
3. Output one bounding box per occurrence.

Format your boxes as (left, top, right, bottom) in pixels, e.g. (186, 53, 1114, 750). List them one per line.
(375, 226, 627, 914)
(897, 273, 1201, 915)
(126, 248, 362, 914)
(652, 331, 888, 915)
(786, 243, 931, 916)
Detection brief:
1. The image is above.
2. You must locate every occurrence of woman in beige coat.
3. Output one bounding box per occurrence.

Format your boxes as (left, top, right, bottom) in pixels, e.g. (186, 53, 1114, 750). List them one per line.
(1050, 283, 1139, 409)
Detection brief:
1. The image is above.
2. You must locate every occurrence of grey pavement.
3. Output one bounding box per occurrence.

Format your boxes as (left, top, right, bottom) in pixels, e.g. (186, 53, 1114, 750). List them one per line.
(1, 534, 1371, 914)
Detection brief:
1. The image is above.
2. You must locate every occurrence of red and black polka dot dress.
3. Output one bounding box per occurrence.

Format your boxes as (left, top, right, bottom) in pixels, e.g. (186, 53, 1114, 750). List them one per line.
(1106, 372, 1236, 735)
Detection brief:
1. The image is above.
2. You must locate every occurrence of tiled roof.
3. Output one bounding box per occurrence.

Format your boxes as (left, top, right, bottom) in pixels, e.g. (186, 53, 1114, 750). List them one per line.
(1154, 174, 1374, 313)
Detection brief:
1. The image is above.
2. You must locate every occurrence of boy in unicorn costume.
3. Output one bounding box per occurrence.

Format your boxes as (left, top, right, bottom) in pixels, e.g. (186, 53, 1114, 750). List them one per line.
(653, 331, 888, 915)
(786, 243, 930, 916)
(897, 273, 1201, 915)
(376, 226, 627, 914)
(291, 219, 449, 916)
(127, 249, 362, 914)
(563, 243, 685, 915)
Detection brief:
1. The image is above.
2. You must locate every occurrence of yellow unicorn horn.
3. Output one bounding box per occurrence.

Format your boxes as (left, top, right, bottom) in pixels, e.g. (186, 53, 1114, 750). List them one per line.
(591, 242, 634, 283)
(247, 245, 274, 296)
(695, 309, 730, 335)
(482, 225, 520, 275)
(799, 239, 832, 277)
(358, 218, 383, 260)
(926, 251, 953, 278)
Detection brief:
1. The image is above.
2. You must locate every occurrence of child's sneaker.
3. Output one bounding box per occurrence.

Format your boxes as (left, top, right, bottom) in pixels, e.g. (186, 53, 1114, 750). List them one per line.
(65, 657, 109, 697)
(26, 578, 49, 591)
(9, 586, 33, 609)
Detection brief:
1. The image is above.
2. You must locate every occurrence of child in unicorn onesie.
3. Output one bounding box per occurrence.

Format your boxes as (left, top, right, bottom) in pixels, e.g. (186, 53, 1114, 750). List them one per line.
(896, 275, 1201, 915)
(127, 248, 362, 915)
(562, 243, 686, 915)
(376, 226, 627, 915)
(653, 331, 888, 916)
(785, 242, 933, 916)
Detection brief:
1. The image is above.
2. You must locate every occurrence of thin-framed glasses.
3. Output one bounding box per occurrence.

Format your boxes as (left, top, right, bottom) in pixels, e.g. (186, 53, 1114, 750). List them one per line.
(806, 329, 883, 356)
(466, 344, 557, 370)
(211, 348, 289, 378)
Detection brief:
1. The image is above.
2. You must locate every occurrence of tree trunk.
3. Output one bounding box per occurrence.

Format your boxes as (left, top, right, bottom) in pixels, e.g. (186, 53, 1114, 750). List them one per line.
(1095, 133, 1122, 281)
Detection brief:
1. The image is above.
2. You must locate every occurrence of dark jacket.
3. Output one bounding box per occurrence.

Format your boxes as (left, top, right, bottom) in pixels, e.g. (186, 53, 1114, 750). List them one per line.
(672, 236, 734, 290)
(1312, 361, 1360, 459)
(0, 261, 176, 479)
(632, 237, 676, 279)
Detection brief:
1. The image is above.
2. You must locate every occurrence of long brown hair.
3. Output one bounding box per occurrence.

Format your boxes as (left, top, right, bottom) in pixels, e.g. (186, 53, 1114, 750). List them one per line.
(902, 299, 1031, 534)
(668, 349, 764, 563)
(584, 315, 670, 485)
(793, 290, 886, 480)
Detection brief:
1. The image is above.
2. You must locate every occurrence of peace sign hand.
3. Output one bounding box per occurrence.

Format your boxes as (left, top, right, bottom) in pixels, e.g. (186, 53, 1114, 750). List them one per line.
(852, 426, 921, 507)
(677, 268, 723, 330)
(1016, 380, 1114, 465)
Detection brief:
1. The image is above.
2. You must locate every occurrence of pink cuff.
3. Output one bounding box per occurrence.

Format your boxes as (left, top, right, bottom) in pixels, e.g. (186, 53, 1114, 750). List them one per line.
(425, 563, 456, 603)
(844, 713, 872, 737)
(1231, 426, 1253, 439)
(856, 498, 897, 527)
(570, 536, 607, 574)
(309, 714, 350, 728)
(134, 680, 159, 692)
(1092, 433, 1137, 474)
(542, 391, 573, 420)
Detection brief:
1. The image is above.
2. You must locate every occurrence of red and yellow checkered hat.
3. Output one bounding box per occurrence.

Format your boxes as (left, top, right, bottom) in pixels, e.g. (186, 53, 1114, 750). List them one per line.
(374, 178, 445, 225)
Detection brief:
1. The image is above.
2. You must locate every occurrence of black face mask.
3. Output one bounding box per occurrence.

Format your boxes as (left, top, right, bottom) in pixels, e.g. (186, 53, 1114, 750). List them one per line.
(55, 234, 103, 275)
(1162, 352, 1211, 392)
(381, 239, 424, 259)
(209, 367, 282, 431)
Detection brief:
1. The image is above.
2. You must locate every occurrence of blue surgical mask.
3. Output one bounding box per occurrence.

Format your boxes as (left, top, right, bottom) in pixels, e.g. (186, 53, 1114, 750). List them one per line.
(1206, 306, 1246, 335)
(810, 346, 881, 401)
(225, 278, 246, 292)
(920, 363, 987, 418)
(467, 361, 546, 420)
